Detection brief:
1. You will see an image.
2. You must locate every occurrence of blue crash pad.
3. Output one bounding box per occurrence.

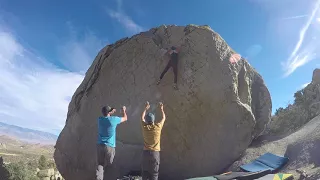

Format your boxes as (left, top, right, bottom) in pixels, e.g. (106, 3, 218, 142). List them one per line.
(185, 177, 217, 180)
(240, 153, 289, 173)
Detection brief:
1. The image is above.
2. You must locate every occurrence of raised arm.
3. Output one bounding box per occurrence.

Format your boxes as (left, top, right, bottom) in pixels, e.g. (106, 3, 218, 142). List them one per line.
(158, 102, 166, 124)
(120, 106, 127, 123)
(141, 101, 150, 122)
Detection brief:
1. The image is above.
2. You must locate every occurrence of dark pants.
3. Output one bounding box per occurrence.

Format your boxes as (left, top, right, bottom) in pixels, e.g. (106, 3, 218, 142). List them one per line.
(142, 150, 160, 180)
(159, 59, 178, 84)
(97, 144, 115, 180)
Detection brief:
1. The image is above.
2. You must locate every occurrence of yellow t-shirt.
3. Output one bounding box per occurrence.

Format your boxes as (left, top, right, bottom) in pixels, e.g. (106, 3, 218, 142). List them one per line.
(141, 121, 164, 151)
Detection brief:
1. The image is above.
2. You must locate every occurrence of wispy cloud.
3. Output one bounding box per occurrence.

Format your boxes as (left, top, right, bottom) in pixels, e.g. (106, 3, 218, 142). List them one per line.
(282, 0, 320, 77)
(282, 14, 309, 20)
(0, 26, 85, 135)
(107, 0, 144, 34)
(58, 22, 107, 74)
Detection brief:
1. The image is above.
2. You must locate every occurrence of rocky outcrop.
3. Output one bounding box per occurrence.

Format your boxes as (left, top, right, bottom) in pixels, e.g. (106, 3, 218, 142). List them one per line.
(54, 24, 271, 180)
(229, 114, 320, 180)
(240, 69, 320, 180)
(312, 68, 320, 84)
(267, 69, 320, 136)
(304, 82, 320, 118)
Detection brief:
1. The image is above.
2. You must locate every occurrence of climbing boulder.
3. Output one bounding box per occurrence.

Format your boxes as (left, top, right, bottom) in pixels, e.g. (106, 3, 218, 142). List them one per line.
(54, 24, 271, 180)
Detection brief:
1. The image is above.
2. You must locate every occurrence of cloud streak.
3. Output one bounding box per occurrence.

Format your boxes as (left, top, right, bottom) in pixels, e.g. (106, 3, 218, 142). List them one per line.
(282, 0, 320, 77)
(0, 26, 85, 135)
(107, 0, 144, 34)
(282, 14, 309, 20)
(58, 23, 107, 74)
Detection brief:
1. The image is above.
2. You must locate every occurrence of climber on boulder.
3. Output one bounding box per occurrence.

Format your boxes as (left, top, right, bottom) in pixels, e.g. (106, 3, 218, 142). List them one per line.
(140, 101, 166, 180)
(96, 105, 128, 180)
(157, 46, 181, 90)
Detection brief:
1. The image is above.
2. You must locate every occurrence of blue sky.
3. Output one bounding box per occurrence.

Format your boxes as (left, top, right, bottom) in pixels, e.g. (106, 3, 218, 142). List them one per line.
(0, 0, 319, 135)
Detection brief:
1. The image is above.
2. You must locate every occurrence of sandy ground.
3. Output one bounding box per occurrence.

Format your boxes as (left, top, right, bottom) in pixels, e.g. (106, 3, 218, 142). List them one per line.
(228, 115, 320, 180)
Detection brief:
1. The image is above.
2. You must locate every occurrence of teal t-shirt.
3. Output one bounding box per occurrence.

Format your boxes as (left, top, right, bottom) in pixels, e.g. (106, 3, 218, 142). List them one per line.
(97, 116, 121, 147)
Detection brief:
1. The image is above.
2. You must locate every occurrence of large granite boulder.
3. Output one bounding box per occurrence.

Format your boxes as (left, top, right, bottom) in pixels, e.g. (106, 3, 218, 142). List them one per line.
(54, 24, 271, 180)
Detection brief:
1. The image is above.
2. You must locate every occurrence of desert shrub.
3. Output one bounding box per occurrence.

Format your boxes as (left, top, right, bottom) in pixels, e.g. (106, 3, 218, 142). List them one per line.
(48, 161, 56, 170)
(38, 155, 48, 170)
(267, 86, 318, 136)
(5, 161, 39, 180)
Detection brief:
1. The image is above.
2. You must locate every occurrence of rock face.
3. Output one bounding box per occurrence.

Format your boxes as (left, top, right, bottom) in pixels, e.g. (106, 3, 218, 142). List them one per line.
(54, 24, 272, 180)
(229, 114, 320, 180)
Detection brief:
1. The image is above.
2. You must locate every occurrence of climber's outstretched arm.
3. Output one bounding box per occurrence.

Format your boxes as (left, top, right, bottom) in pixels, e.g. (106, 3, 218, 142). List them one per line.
(141, 101, 150, 122)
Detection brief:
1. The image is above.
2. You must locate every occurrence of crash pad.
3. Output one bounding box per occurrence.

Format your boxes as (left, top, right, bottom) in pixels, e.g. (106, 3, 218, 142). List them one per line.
(214, 170, 271, 180)
(255, 173, 293, 180)
(117, 175, 142, 180)
(240, 153, 289, 172)
(185, 176, 217, 180)
(185, 170, 271, 180)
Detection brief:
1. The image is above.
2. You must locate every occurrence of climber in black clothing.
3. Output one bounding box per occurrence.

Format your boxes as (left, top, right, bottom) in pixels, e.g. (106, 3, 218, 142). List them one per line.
(157, 46, 181, 90)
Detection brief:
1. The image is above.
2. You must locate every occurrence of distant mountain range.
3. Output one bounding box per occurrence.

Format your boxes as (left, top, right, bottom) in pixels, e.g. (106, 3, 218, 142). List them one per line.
(0, 122, 58, 145)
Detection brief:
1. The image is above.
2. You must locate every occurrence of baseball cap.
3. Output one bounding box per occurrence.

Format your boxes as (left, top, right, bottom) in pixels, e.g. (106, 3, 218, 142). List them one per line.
(102, 106, 115, 115)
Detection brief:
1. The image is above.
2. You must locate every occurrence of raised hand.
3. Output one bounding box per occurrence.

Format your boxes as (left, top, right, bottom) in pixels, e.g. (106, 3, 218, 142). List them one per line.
(122, 106, 126, 112)
(159, 102, 163, 110)
(145, 101, 150, 110)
